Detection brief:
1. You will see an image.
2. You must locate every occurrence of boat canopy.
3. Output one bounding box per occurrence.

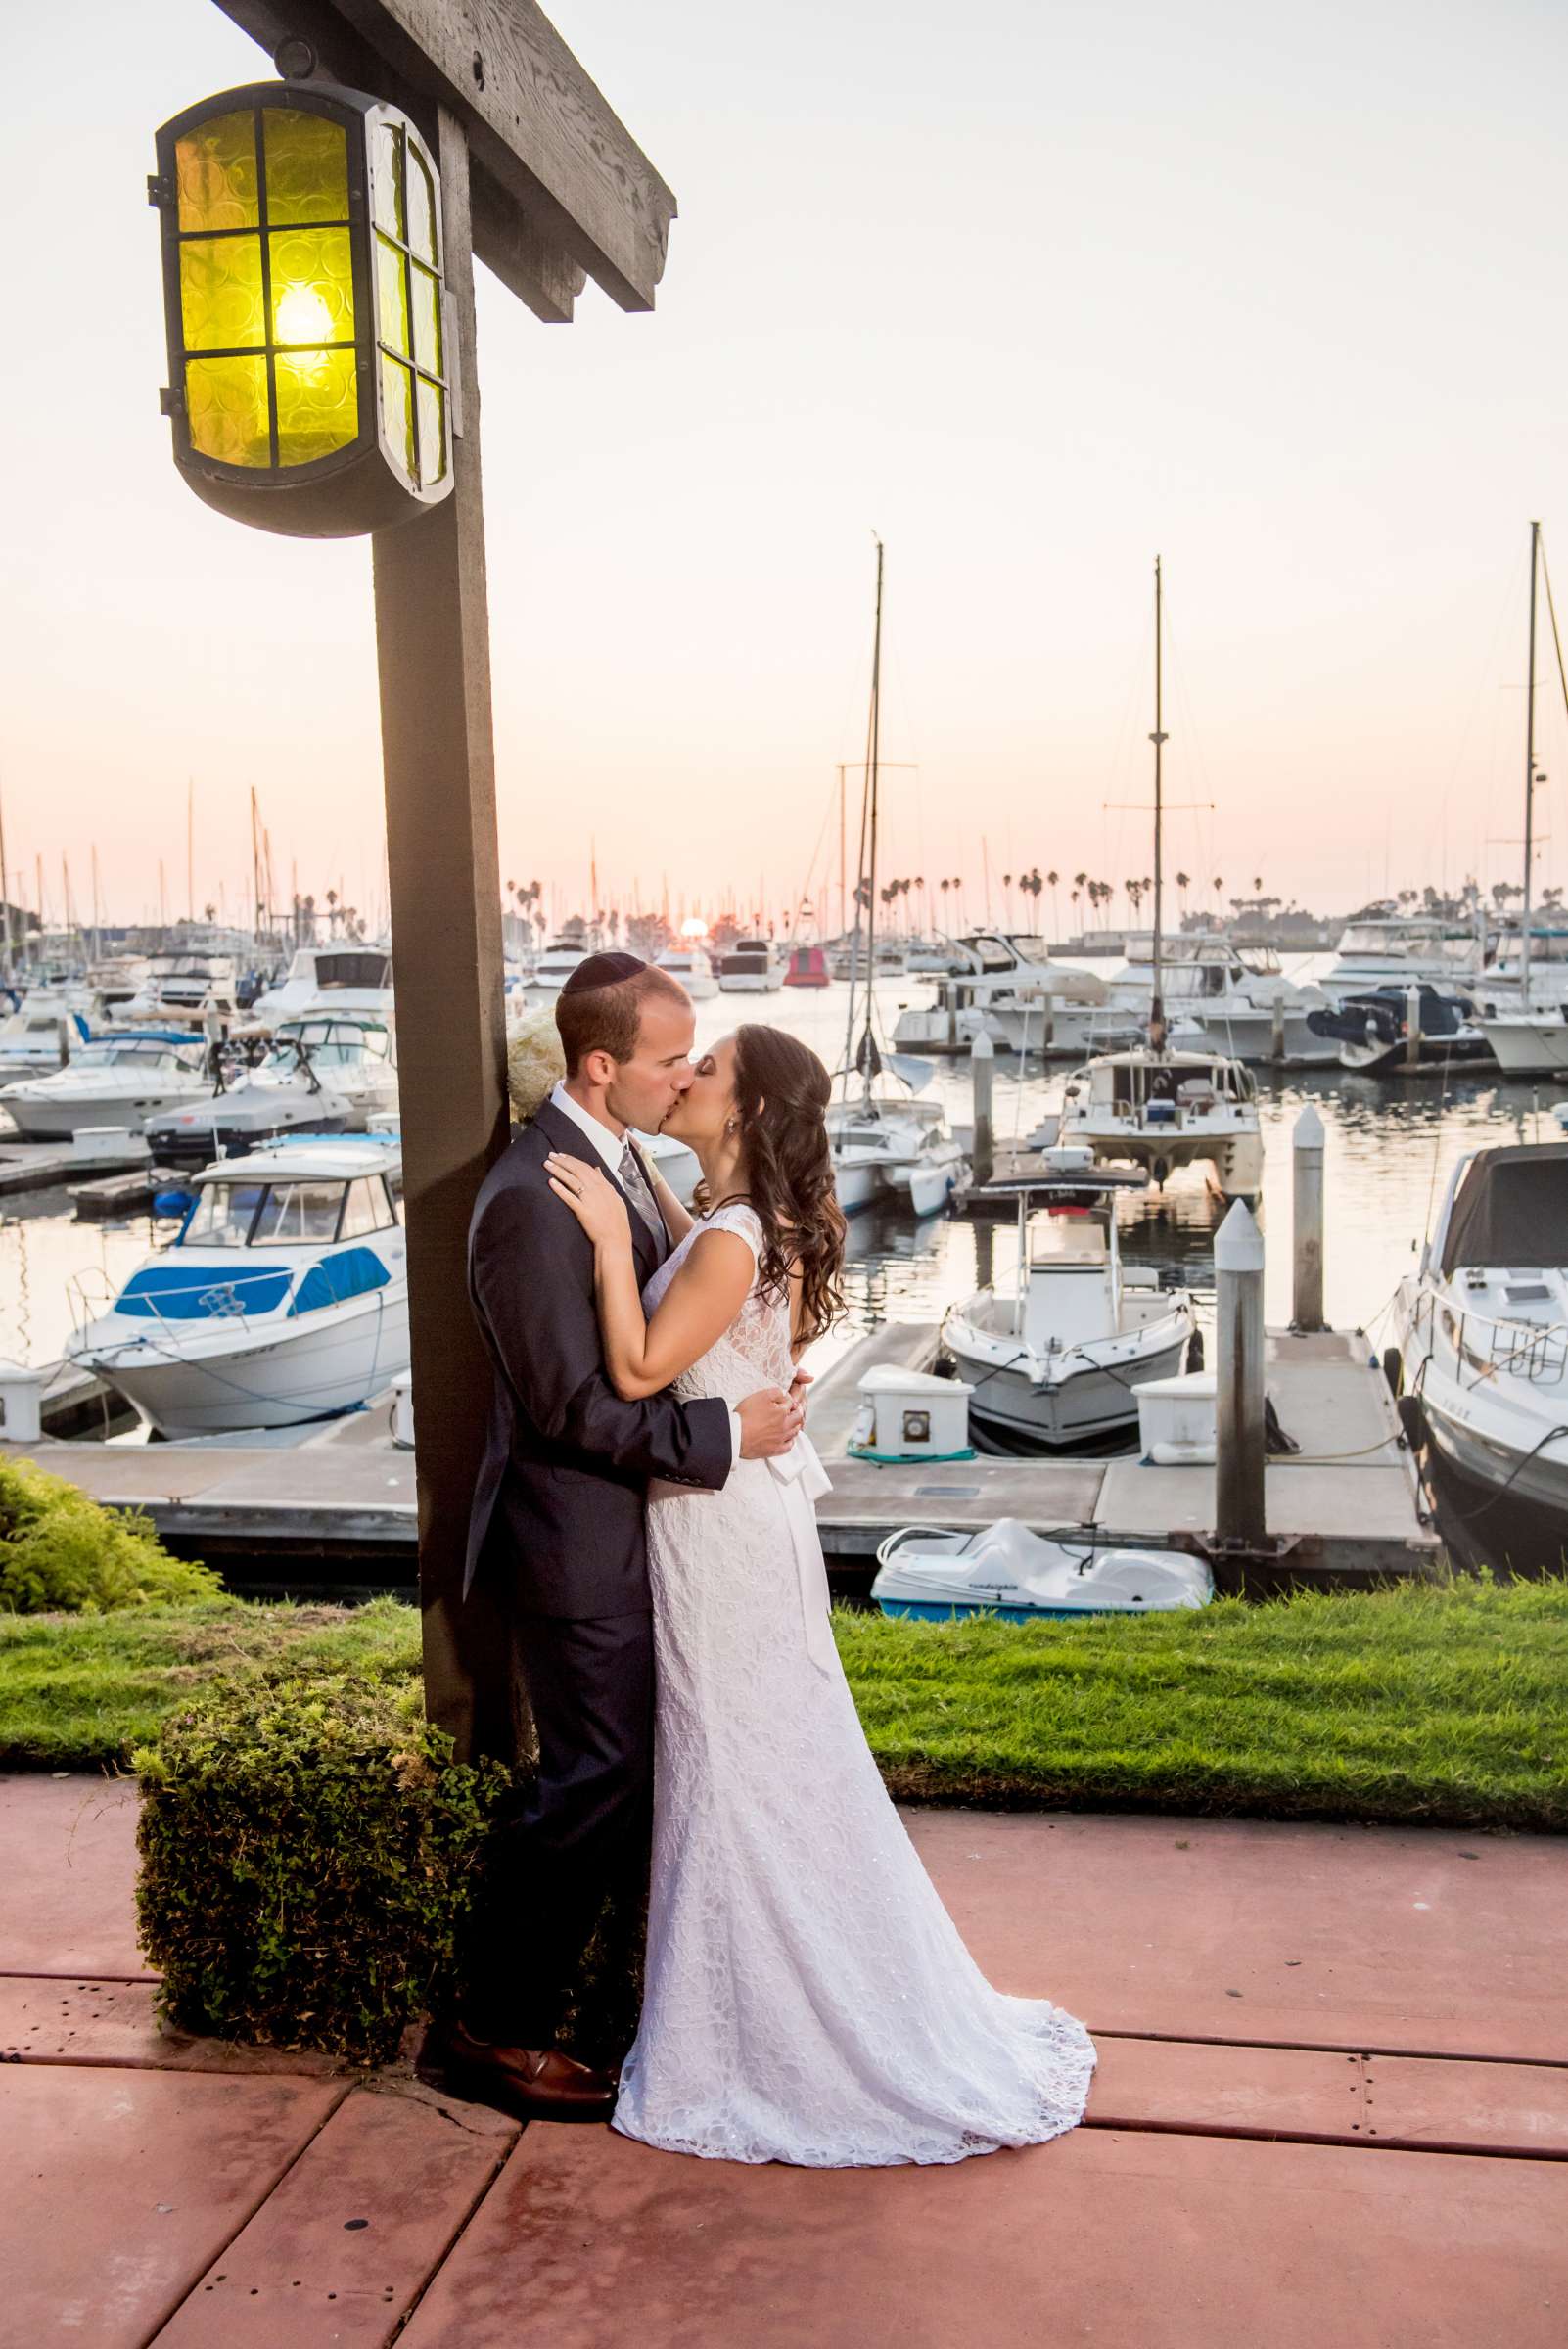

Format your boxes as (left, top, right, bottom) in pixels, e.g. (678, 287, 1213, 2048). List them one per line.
(1440, 1145, 1568, 1275)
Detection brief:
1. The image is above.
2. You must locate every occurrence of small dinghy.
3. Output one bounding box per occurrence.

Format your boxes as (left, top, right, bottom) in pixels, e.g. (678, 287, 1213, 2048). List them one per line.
(872, 1517, 1214, 1620)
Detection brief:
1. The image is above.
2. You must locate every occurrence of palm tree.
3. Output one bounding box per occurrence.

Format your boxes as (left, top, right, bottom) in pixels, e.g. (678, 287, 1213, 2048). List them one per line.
(1046, 869, 1060, 939)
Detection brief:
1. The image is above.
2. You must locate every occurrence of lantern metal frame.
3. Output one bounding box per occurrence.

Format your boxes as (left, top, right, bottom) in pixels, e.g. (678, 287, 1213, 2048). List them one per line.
(151, 79, 455, 537)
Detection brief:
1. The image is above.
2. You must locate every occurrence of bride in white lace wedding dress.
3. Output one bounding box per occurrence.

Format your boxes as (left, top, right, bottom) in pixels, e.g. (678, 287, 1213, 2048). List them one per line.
(544, 1026, 1094, 2169)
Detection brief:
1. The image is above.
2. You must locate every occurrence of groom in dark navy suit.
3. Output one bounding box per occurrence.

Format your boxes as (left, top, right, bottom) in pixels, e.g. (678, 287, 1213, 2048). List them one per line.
(434, 952, 802, 2121)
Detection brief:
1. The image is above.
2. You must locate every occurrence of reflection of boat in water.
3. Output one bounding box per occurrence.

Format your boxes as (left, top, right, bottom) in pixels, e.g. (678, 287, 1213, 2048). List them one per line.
(143, 1017, 399, 1160)
(67, 1134, 409, 1437)
(1306, 987, 1490, 1074)
(0, 1032, 210, 1138)
(1395, 1141, 1568, 1525)
(943, 1161, 1194, 1449)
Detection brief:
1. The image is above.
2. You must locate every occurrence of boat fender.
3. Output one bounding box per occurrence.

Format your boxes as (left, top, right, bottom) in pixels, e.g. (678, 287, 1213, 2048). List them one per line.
(1186, 1326, 1205, 1373)
(1381, 1345, 1403, 1399)
(153, 1187, 196, 1220)
(1396, 1392, 1428, 1451)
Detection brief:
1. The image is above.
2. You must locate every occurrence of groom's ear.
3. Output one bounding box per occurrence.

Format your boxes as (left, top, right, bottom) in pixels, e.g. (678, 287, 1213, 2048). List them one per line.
(579, 1045, 618, 1090)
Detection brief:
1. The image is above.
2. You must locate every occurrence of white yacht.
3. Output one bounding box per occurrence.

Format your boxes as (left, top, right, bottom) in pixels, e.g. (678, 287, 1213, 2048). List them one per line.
(115, 953, 241, 1026)
(1395, 1142, 1568, 1522)
(655, 943, 719, 998)
(717, 937, 785, 991)
(524, 927, 603, 1003)
(142, 1017, 399, 1160)
(892, 934, 1111, 1057)
(0, 1031, 210, 1139)
(1479, 1006, 1568, 1076)
(67, 1134, 409, 1436)
(1318, 917, 1481, 1003)
(943, 1162, 1195, 1448)
(1117, 936, 1334, 1066)
(1058, 1045, 1263, 1200)
(249, 944, 394, 1025)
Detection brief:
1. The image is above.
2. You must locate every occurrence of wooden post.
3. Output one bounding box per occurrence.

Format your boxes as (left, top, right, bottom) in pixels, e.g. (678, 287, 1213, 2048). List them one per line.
(372, 109, 514, 1761)
(971, 1030, 995, 1185)
(1404, 983, 1422, 1073)
(1291, 1102, 1325, 1332)
(1270, 991, 1285, 1065)
(1215, 1197, 1267, 1550)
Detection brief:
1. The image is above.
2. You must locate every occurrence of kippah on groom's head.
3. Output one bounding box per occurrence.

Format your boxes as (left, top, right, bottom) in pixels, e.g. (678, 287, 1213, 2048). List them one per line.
(561, 950, 647, 994)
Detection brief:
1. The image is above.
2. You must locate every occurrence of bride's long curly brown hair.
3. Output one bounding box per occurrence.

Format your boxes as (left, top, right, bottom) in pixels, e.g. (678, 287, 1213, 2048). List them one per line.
(703, 1024, 846, 1345)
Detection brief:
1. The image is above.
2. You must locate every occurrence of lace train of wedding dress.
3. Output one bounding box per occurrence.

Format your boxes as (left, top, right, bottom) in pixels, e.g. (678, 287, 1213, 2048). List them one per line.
(611, 1203, 1095, 2169)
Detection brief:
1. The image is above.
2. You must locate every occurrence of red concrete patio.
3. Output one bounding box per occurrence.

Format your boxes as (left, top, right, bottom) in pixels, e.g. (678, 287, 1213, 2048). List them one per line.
(3, 1775, 1564, 2347)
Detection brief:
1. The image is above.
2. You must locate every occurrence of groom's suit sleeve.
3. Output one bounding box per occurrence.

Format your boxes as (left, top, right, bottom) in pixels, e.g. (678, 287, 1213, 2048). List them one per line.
(473, 1166, 733, 1491)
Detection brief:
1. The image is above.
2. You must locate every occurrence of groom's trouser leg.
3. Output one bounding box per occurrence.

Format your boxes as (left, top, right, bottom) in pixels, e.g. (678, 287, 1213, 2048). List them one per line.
(462, 1607, 654, 2047)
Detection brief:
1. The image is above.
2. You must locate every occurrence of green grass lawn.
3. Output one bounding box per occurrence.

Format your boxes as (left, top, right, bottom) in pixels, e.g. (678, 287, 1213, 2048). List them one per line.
(4, 1578, 1566, 1828)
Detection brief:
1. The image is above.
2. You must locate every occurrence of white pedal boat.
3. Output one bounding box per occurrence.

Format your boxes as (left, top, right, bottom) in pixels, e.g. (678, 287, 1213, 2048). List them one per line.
(872, 1518, 1214, 1620)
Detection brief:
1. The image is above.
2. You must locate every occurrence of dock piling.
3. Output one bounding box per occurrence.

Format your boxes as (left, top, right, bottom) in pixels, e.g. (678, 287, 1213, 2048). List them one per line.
(1270, 992, 1285, 1064)
(1291, 1103, 1325, 1332)
(1215, 1197, 1267, 1550)
(1404, 983, 1422, 1072)
(971, 1031, 995, 1185)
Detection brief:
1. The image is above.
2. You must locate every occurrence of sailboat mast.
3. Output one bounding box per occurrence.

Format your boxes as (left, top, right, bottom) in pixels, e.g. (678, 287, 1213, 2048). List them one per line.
(1523, 519, 1540, 1010)
(861, 537, 885, 1102)
(1150, 553, 1167, 1036)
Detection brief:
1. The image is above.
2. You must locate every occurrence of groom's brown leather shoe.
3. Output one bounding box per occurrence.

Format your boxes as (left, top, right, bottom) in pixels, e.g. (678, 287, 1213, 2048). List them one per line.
(426, 2020, 617, 2124)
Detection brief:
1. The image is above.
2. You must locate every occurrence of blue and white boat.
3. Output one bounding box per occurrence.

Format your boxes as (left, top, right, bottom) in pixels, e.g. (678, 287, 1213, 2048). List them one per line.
(1, 1032, 209, 1139)
(872, 1518, 1213, 1620)
(67, 1135, 408, 1436)
(142, 1017, 399, 1160)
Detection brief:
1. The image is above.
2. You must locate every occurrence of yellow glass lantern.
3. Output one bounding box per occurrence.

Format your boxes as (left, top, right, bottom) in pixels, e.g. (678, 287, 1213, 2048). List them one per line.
(152, 82, 454, 535)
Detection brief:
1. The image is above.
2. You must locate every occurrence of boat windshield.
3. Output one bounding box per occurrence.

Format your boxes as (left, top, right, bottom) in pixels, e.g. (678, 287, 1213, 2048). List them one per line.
(252, 1181, 349, 1245)
(184, 1182, 268, 1248)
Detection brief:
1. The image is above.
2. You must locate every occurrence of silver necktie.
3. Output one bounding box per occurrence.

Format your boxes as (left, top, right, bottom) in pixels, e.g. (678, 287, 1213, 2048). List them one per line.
(618, 1138, 666, 1247)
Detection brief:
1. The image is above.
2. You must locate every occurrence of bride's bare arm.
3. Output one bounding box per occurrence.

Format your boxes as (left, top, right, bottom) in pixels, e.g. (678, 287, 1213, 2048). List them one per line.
(545, 1153, 754, 1400)
(648, 1164, 695, 1246)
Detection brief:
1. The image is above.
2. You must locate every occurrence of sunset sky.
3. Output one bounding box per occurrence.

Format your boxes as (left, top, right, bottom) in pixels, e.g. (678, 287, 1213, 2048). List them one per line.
(6, 0, 1567, 934)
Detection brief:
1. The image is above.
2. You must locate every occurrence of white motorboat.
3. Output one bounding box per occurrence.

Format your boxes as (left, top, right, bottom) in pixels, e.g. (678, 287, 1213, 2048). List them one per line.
(828, 1084, 969, 1217)
(142, 1017, 399, 1160)
(1394, 1141, 1568, 1522)
(524, 925, 603, 1003)
(0, 990, 98, 1080)
(67, 1133, 409, 1436)
(655, 943, 719, 998)
(248, 944, 394, 1024)
(904, 936, 963, 974)
(1317, 916, 1482, 1004)
(0, 1031, 210, 1139)
(872, 1518, 1213, 1619)
(1115, 936, 1334, 1066)
(1480, 1006, 1568, 1076)
(892, 934, 1110, 1057)
(1058, 1045, 1263, 1199)
(943, 1161, 1195, 1448)
(115, 953, 241, 1026)
(717, 937, 785, 991)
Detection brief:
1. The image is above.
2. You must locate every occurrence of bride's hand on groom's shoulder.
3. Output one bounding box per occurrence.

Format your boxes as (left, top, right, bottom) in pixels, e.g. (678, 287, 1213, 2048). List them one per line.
(545, 1153, 631, 1248)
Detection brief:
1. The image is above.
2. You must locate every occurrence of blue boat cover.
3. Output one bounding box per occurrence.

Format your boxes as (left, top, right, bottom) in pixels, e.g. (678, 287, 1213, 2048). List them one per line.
(114, 1263, 293, 1320)
(288, 1246, 392, 1317)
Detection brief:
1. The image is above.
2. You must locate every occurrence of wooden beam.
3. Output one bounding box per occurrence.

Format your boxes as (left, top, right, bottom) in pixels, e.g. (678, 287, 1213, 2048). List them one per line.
(370, 109, 523, 1762)
(209, 0, 673, 313)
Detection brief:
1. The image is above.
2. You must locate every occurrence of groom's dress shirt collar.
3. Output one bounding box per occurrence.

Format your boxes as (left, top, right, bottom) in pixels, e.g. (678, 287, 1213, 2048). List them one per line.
(549, 1080, 626, 1174)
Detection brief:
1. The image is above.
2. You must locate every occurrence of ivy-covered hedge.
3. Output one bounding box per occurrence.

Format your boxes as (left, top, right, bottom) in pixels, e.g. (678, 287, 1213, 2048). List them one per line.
(0, 1455, 219, 1615)
(135, 1666, 645, 2066)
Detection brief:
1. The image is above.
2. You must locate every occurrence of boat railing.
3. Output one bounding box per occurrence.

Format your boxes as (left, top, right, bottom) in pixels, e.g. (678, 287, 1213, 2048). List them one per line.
(68, 1266, 277, 1348)
(1413, 1285, 1568, 1388)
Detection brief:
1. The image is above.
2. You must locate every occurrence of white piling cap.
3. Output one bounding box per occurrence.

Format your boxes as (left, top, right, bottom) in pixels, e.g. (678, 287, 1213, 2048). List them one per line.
(1292, 1102, 1324, 1148)
(971, 1031, 995, 1060)
(1214, 1197, 1265, 1272)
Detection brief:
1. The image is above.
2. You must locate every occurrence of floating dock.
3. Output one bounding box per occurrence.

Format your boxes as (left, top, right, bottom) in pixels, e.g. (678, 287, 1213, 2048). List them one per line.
(0, 1317, 1440, 1596)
